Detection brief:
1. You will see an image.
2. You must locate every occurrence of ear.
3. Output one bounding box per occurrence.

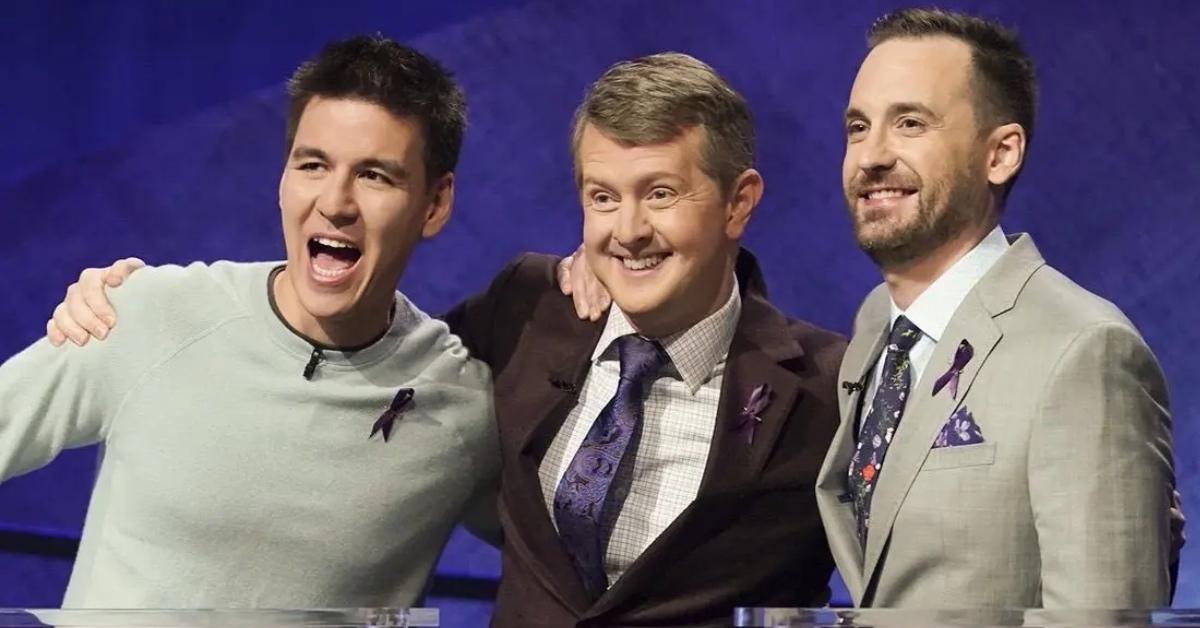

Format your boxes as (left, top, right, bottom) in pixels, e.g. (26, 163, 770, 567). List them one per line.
(421, 172, 455, 239)
(986, 123, 1026, 188)
(724, 168, 764, 240)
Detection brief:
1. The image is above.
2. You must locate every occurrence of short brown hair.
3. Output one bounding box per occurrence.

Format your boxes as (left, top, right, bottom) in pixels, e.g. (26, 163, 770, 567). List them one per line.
(570, 53, 754, 197)
(869, 8, 1037, 193)
(286, 35, 467, 184)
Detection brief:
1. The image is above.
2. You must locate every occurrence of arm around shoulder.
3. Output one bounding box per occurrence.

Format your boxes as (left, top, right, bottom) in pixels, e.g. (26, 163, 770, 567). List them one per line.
(441, 254, 553, 365)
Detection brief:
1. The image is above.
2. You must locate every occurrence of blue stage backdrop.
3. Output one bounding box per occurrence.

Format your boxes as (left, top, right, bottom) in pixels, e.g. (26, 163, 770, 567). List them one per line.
(1, 0, 1197, 623)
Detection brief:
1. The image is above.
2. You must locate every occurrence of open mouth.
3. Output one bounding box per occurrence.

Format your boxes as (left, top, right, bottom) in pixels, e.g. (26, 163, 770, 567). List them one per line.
(619, 253, 671, 272)
(307, 236, 362, 280)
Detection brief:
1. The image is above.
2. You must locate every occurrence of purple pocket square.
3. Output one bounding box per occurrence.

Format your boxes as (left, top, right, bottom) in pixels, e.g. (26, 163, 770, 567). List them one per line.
(932, 407, 985, 449)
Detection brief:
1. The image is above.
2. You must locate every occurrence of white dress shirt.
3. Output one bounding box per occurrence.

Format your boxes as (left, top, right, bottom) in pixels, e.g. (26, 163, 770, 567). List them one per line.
(539, 278, 741, 587)
(860, 227, 1010, 425)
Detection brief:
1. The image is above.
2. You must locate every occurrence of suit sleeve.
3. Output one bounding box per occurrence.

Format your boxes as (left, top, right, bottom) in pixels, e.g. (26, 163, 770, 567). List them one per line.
(440, 256, 529, 367)
(1029, 322, 1173, 607)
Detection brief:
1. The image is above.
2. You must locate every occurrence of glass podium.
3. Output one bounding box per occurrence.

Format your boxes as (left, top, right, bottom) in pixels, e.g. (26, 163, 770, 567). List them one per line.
(734, 608, 1200, 627)
(0, 610, 439, 627)
(3, 609, 1200, 627)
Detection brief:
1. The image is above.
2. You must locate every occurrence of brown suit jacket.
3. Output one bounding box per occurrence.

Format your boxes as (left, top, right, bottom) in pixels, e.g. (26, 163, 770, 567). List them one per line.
(445, 252, 844, 627)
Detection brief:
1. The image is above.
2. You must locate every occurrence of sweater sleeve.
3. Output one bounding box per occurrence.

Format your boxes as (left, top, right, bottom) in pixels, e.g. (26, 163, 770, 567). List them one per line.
(0, 264, 229, 483)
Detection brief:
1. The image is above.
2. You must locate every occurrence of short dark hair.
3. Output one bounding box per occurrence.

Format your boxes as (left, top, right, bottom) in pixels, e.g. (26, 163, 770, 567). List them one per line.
(571, 53, 755, 198)
(285, 35, 467, 183)
(869, 8, 1036, 193)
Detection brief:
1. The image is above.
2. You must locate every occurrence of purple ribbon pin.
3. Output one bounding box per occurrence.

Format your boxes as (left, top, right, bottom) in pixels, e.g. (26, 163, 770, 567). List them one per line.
(731, 383, 773, 445)
(932, 340, 974, 399)
(370, 388, 415, 442)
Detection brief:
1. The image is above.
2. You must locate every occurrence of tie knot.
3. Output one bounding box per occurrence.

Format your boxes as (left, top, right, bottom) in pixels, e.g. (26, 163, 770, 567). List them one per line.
(888, 315, 922, 353)
(615, 334, 667, 383)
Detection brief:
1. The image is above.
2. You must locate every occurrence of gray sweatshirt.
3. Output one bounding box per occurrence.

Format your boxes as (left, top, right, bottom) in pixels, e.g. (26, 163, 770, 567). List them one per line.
(0, 261, 497, 608)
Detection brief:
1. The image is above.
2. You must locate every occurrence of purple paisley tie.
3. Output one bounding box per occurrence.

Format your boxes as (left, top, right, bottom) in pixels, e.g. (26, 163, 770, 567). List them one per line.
(553, 333, 667, 599)
(848, 315, 922, 546)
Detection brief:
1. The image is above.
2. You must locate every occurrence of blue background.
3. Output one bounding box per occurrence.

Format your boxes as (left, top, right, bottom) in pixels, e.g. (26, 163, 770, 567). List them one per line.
(1, 0, 1197, 624)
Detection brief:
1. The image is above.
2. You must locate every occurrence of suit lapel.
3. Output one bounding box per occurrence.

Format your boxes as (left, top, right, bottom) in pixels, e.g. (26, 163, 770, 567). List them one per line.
(585, 291, 806, 617)
(861, 233, 1047, 590)
(815, 285, 889, 600)
(696, 291, 806, 496)
(506, 301, 606, 612)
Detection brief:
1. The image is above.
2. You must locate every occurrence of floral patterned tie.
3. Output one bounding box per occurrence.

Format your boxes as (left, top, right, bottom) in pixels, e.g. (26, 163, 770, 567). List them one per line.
(848, 315, 922, 546)
(552, 334, 667, 599)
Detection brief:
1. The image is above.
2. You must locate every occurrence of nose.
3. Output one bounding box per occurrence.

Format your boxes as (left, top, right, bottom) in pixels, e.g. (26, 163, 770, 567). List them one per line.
(612, 200, 653, 252)
(316, 173, 359, 226)
(856, 127, 897, 175)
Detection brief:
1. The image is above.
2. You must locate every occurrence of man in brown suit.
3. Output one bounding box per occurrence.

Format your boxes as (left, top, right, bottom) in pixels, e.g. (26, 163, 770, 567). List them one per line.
(440, 53, 844, 626)
(43, 53, 844, 626)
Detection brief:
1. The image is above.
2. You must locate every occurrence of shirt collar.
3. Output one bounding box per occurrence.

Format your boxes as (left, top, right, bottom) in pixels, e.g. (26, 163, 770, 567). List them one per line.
(890, 225, 1009, 342)
(593, 276, 741, 394)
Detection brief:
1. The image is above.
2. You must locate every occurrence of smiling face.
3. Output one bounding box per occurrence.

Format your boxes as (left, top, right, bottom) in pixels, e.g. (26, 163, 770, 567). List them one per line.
(276, 96, 452, 346)
(842, 36, 995, 269)
(578, 123, 760, 338)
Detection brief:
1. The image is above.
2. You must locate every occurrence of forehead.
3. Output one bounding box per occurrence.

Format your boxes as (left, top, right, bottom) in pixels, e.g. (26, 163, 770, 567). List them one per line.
(577, 123, 707, 182)
(294, 96, 424, 158)
(849, 36, 975, 112)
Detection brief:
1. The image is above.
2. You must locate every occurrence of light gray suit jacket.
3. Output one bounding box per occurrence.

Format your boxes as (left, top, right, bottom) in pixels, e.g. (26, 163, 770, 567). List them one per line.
(816, 234, 1174, 608)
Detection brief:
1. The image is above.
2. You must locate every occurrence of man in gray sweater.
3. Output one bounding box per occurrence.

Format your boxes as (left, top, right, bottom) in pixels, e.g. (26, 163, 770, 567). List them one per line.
(0, 36, 497, 607)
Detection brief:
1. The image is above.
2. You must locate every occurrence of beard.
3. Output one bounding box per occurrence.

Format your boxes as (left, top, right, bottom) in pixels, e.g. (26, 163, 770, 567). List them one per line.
(845, 165, 990, 270)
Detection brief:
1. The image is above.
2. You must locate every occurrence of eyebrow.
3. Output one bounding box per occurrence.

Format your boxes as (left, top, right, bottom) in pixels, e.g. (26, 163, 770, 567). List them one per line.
(581, 172, 686, 189)
(844, 102, 942, 122)
(290, 145, 408, 181)
(888, 101, 941, 120)
(290, 145, 329, 162)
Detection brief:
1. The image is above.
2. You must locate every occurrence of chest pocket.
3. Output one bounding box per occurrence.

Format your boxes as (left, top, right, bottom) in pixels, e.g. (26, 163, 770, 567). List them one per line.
(922, 442, 996, 470)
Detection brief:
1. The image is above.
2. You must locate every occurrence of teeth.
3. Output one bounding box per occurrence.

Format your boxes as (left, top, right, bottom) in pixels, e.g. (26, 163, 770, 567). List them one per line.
(312, 264, 351, 278)
(314, 237, 355, 249)
(866, 189, 910, 200)
(621, 255, 667, 271)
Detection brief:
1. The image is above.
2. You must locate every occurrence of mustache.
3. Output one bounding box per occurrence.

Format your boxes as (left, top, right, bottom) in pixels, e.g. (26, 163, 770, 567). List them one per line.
(847, 172, 921, 197)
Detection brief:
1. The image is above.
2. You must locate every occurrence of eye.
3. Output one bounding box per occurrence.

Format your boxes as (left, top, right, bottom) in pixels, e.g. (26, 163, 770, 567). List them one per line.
(646, 187, 677, 208)
(296, 161, 326, 172)
(897, 117, 927, 132)
(845, 120, 868, 141)
(359, 170, 394, 186)
(588, 190, 619, 212)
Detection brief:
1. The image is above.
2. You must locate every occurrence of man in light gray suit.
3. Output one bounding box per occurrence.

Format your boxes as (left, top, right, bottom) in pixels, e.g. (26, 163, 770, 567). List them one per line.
(816, 8, 1174, 608)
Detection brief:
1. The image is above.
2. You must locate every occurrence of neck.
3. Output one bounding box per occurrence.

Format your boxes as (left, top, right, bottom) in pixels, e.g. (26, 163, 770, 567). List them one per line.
(624, 254, 736, 339)
(883, 222, 995, 310)
(271, 268, 392, 349)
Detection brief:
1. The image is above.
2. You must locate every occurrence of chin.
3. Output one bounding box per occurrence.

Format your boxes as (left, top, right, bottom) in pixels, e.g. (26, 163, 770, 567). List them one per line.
(609, 290, 667, 317)
(296, 290, 359, 322)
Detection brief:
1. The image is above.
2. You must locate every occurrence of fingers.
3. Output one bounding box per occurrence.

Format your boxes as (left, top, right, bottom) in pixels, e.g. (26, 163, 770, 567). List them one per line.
(51, 301, 91, 347)
(80, 268, 118, 329)
(63, 277, 111, 341)
(582, 281, 612, 321)
(47, 259, 141, 347)
(46, 317, 67, 347)
(557, 255, 574, 297)
(569, 257, 594, 320)
(105, 257, 145, 287)
(1170, 489, 1187, 561)
(592, 291, 612, 321)
(564, 247, 612, 321)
